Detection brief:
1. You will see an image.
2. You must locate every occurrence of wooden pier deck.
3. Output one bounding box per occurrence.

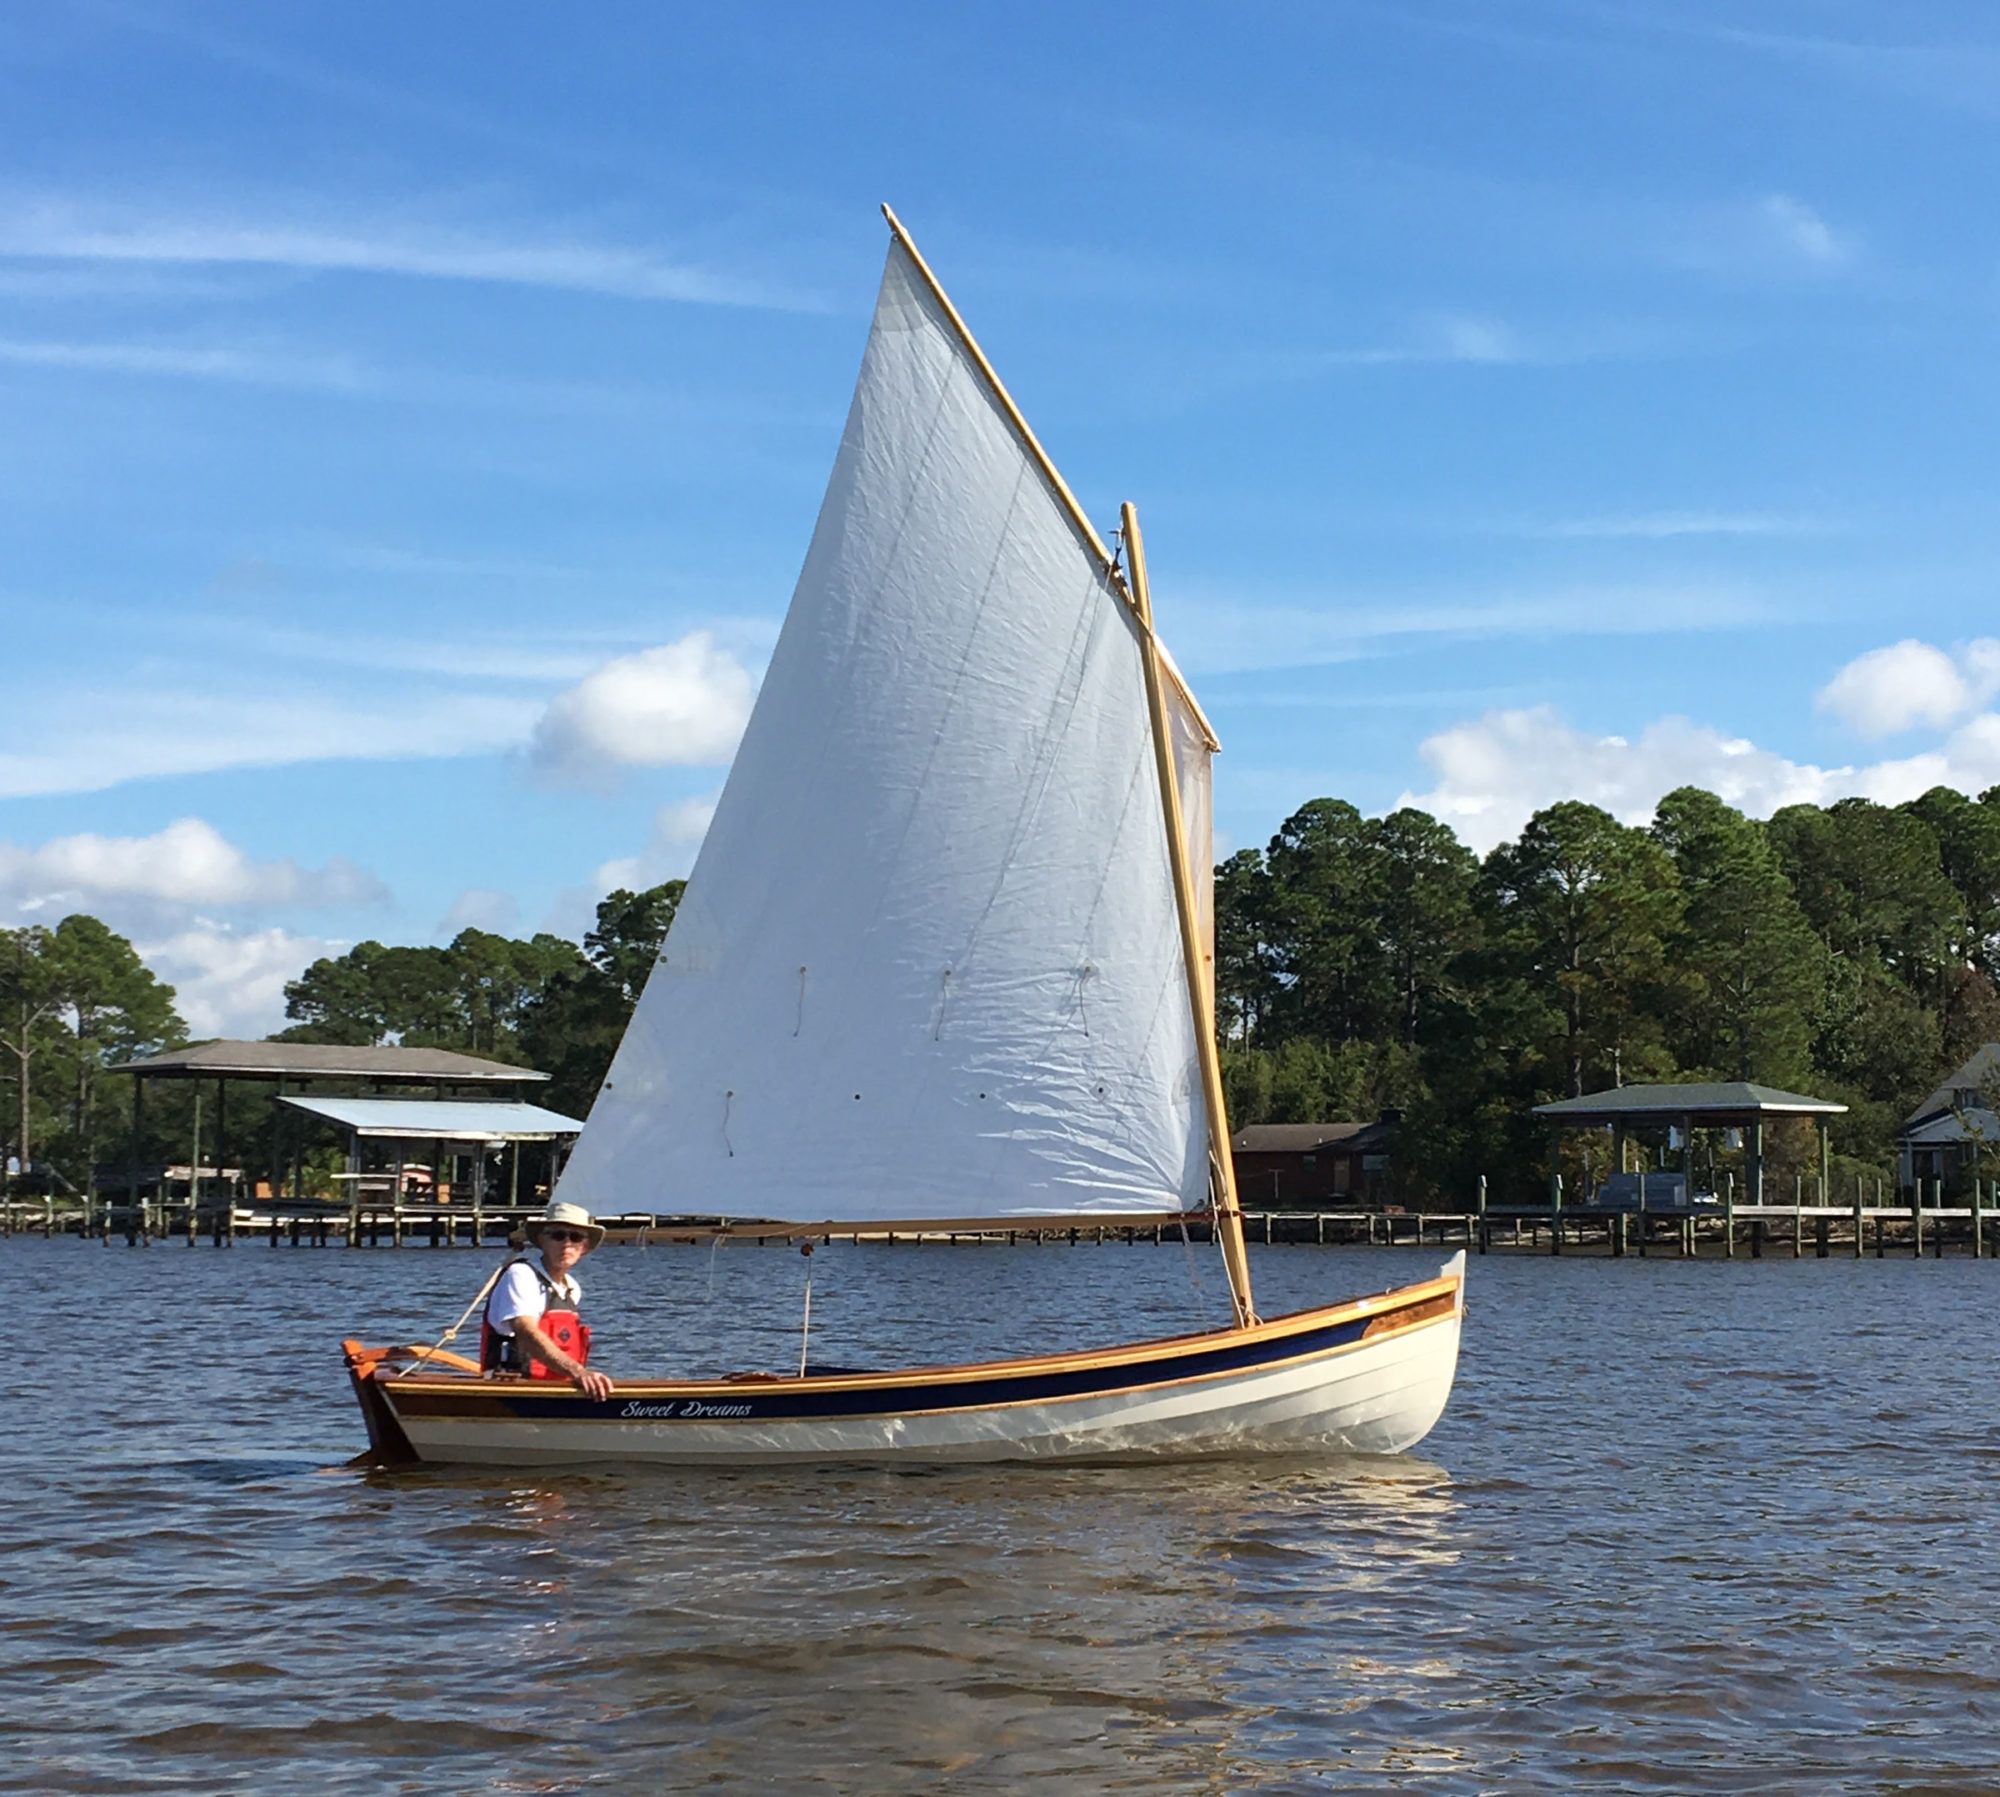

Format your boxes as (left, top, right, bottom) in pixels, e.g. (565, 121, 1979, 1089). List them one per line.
(2, 1195, 1995, 1259)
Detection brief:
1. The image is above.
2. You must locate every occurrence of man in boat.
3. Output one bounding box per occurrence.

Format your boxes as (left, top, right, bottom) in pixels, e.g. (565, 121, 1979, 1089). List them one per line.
(480, 1200, 614, 1400)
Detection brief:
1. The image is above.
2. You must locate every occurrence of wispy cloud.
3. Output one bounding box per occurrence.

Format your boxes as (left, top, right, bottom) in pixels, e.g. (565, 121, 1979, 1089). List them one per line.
(1663, 190, 1859, 281)
(1534, 511, 1828, 540)
(1315, 311, 1530, 367)
(0, 335, 369, 390)
(0, 197, 812, 309)
(0, 690, 539, 799)
(1157, 578, 1771, 675)
(1758, 193, 1848, 267)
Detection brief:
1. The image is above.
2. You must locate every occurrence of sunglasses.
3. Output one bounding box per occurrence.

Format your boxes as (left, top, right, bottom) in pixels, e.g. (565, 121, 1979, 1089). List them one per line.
(542, 1228, 592, 1244)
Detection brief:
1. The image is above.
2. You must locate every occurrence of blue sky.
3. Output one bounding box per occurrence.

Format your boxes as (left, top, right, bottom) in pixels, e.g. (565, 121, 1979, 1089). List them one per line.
(4, 1, 2000, 1034)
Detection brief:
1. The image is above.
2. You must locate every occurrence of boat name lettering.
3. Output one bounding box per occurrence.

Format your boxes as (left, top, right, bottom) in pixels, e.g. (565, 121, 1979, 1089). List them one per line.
(620, 1399, 754, 1420)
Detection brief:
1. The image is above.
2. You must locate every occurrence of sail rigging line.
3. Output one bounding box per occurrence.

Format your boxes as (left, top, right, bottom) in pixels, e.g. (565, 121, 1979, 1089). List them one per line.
(797, 1242, 815, 1378)
(1176, 1213, 1210, 1329)
(427, 1248, 523, 1356)
(1121, 502, 1257, 1327)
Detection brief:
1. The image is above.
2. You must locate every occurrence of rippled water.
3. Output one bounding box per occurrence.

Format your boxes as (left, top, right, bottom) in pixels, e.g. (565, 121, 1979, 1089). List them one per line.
(5, 1233, 1998, 1793)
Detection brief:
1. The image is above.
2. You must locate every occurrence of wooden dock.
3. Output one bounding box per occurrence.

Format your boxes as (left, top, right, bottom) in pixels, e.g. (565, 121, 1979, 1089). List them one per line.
(1, 1192, 1994, 1259)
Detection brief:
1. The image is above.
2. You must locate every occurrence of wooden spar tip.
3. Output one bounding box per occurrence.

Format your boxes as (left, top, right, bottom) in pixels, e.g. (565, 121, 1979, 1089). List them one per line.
(877, 203, 1120, 581)
(881, 207, 1218, 754)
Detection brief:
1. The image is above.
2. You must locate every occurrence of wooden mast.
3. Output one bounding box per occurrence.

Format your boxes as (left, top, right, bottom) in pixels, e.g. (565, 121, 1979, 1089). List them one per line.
(1122, 503, 1257, 1328)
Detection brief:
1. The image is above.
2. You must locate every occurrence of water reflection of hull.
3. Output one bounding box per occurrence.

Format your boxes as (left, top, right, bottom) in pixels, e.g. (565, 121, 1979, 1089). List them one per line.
(343, 1254, 1464, 1468)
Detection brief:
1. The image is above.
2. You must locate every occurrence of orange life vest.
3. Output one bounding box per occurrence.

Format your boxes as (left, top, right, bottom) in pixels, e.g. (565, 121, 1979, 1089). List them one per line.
(480, 1262, 592, 1380)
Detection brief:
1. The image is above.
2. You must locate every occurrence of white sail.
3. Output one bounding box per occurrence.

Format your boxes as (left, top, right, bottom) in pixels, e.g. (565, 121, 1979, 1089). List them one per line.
(556, 239, 1211, 1224)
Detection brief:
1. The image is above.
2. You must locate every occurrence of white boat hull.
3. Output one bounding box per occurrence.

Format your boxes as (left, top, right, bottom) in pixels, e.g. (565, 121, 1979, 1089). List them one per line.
(348, 1255, 1465, 1469)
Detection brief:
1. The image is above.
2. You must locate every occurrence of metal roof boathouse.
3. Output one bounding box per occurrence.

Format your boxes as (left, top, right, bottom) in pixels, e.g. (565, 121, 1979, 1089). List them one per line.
(1534, 1081, 1848, 1208)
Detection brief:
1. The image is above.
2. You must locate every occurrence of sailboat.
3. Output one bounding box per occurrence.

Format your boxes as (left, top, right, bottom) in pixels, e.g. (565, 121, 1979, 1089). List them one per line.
(342, 209, 1465, 1467)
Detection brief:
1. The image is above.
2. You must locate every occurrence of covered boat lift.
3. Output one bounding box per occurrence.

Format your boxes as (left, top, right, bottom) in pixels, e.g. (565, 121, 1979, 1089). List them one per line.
(1533, 1081, 1848, 1207)
(275, 1095, 585, 1211)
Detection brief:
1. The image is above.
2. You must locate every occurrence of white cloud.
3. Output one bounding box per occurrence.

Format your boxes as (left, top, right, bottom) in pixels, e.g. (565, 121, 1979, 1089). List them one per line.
(594, 795, 719, 893)
(0, 817, 384, 918)
(1817, 638, 2000, 738)
(137, 925, 339, 1039)
(437, 888, 520, 936)
(530, 634, 756, 785)
(1399, 704, 2000, 852)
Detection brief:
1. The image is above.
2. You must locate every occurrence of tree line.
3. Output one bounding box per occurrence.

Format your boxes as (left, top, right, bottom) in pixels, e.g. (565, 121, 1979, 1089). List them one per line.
(1216, 784, 2000, 1202)
(8, 784, 1998, 1204)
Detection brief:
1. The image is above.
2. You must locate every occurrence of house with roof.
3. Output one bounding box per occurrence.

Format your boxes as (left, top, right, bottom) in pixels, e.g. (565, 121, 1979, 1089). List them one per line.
(1230, 1112, 1400, 1209)
(1896, 1045, 2000, 1191)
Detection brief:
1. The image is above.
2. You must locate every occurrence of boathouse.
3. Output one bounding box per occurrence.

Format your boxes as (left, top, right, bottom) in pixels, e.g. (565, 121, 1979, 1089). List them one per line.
(107, 1040, 570, 1207)
(1533, 1081, 1848, 1205)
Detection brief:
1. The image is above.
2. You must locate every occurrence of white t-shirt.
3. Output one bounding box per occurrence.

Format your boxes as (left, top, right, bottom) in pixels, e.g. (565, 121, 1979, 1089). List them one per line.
(486, 1260, 581, 1338)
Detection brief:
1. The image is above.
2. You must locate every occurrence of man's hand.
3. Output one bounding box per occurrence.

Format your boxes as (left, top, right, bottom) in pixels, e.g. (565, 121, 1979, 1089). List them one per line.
(574, 1368, 614, 1401)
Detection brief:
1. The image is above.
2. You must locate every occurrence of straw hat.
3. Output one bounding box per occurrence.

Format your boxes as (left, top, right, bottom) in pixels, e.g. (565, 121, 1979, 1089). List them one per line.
(527, 1199, 605, 1249)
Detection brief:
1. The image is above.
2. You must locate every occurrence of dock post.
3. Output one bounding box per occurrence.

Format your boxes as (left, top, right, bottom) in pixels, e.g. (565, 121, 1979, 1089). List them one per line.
(1792, 1174, 1803, 1258)
(1751, 1218, 1764, 1258)
(1637, 1171, 1647, 1258)
(1936, 1179, 1946, 1258)
(1912, 1183, 1924, 1257)
(1852, 1174, 1864, 1259)
(1550, 1173, 1563, 1257)
(1476, 1175, 1488, 1255)
(1612, 1211, 1626, 1257)
(1975, 1178, 1985, 1260)
(1724, 1172, 1735, 1260)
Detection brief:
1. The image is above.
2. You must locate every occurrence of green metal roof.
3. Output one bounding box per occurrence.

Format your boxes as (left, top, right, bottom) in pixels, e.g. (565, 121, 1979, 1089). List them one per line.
(1533, 1081, 1846, 1122)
